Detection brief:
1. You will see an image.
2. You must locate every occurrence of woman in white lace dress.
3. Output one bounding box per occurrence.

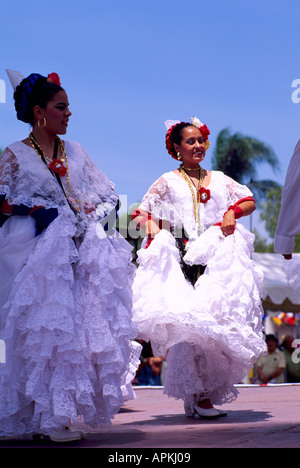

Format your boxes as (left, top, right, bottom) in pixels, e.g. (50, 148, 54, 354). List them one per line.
(131, 118, 266, 418)
(0, 71, 139, 441)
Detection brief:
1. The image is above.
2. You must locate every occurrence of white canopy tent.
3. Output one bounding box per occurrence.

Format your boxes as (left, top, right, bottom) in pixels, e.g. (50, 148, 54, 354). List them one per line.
(252, 253, 300, 313)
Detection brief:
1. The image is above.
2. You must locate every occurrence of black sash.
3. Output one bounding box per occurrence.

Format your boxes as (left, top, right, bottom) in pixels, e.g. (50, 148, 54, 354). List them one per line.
(175, 236, 206, 286)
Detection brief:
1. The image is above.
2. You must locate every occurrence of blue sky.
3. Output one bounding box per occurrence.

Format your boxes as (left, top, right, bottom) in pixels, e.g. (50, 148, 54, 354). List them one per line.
(1, 0, 300, 237)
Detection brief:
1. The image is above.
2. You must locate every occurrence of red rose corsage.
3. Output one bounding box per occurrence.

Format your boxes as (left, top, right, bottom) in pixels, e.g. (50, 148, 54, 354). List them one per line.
(200, 124, 210, 142)
(198, 187, 210, 203)
(47, 73, 61, 86)
(49, 159, 67, 176)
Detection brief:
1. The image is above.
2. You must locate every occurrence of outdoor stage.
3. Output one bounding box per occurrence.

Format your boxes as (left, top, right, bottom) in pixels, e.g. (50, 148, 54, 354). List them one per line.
(1, 384, 299, 449)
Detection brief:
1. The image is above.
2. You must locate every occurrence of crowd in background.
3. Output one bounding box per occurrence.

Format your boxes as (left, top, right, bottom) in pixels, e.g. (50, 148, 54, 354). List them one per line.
(134, 334, 300, 387)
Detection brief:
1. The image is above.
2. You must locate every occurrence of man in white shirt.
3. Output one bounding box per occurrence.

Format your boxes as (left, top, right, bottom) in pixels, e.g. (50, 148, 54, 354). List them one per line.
(256, 335, 286, 384)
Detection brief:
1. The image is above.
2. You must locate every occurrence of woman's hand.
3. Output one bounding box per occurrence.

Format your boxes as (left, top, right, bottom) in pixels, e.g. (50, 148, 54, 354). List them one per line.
(221, 209, 236, 237)
(221, 200, 256, 237)
(145, 219, 161, 237)
(131, 208, 162, 237)
(259, 373, 270, 384)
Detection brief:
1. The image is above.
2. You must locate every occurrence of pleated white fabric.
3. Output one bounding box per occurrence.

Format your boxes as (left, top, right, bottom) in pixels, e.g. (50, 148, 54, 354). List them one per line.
(0, 141, 140, 436)
(132, 170, 266, 405)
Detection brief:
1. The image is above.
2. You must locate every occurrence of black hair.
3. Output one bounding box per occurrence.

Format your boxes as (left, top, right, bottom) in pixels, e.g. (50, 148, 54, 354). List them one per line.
(14, 74, 64, 125)
(170, 122, 192, 145)
(266, 334, 278, 343)
(166, 122, 193, 158)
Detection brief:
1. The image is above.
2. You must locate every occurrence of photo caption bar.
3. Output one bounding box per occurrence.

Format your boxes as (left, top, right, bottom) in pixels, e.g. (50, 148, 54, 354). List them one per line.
(104, 450, 194, 466)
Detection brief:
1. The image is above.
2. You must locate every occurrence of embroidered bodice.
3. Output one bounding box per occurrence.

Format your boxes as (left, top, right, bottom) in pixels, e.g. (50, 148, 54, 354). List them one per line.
(139, 170, 253, 239)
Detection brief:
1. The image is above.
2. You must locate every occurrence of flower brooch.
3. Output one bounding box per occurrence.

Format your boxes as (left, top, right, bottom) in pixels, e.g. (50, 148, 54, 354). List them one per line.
(198, 187, 210, 204)
(49, 159, 67, 176)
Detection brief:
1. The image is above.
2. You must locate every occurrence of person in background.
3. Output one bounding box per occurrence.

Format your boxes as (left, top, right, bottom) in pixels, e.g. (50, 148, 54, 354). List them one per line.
(280, 335, 300, 383)
(136, 357, 163, 386)
(256, 335, 286, 384)
(134, 341, 166, 386)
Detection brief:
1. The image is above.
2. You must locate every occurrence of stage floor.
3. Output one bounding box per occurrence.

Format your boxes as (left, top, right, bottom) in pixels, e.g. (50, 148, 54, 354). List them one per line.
(1, 384, 299, 448)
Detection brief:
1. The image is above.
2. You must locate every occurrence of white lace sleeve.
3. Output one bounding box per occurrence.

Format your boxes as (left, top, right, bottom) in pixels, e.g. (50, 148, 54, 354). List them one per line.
(64, 141, 119, 219)
(1, 142, 72, 211)
(0, 147, 19, 203)
(67, 142, 116, 202)
(224, 174, 253, 205)
(139, 175, 172, 221)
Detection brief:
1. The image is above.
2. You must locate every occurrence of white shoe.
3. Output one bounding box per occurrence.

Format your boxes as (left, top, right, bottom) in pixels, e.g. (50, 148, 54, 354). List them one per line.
(49, 429, 82, 443)
(193, 405, 220, 419)
(184, 401, 220, 419)
(216, 408, 228, 417)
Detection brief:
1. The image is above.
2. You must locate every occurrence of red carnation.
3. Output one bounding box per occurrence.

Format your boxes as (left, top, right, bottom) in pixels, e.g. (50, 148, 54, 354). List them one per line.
(200, 124, 210, 142)
(49, 159, 67, 176)
(47, 73, 61, 86)
(198, 187, 210, 203)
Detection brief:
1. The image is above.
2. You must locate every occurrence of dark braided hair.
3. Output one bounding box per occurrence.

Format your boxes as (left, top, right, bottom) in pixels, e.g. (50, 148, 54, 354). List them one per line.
(165, 121, 210, 159)
(14, 73, 63, 125)
(165, 122, 192, 159)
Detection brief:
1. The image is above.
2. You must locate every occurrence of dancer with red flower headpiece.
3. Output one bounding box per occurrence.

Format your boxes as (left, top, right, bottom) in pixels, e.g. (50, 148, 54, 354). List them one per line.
(0, 70, 140, 442)
(131, 117, 266, 418)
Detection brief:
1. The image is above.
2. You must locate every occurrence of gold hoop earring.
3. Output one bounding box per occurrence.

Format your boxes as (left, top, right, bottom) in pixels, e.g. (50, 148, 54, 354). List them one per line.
(177, 152, 182, 161)
(38, 117, 47, 128)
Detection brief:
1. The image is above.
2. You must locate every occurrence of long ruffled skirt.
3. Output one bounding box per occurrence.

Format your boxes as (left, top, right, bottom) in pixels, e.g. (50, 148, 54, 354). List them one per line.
(132, 225, 266, 405)
(0, 215, 140, 436)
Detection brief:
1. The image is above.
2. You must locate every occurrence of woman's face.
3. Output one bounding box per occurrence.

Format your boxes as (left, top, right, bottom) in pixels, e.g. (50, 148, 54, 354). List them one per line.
(174, 126, 206, 167)
(35, 90, 72, 135)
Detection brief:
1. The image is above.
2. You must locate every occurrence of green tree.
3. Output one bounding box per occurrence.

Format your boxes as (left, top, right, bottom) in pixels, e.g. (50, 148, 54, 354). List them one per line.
(252, 228, 274, 253)
(259, 185, 300, 252)
(259, 186, 282, 238)
(211, 128, 280, 200)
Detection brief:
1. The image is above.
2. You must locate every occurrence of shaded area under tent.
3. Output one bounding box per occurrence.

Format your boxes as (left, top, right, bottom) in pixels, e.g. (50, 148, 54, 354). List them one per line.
(252, 253, 300, 339)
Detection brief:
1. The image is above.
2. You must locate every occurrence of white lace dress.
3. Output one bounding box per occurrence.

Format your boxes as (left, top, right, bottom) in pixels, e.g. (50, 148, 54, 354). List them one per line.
(0, 141, 140, 436)
(132, 170, 266, 406)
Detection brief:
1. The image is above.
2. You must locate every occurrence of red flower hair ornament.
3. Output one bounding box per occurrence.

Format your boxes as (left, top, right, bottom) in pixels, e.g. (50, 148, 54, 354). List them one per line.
(165, 116, 210, 159)
(47, 73, 61, 86)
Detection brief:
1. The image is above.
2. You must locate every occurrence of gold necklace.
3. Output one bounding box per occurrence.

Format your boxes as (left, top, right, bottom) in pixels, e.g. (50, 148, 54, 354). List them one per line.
(179, 166, 204, 233)
(29, 133, 70, 198)
(180, 164, 201, 171)
(58, 140, 70, 199)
